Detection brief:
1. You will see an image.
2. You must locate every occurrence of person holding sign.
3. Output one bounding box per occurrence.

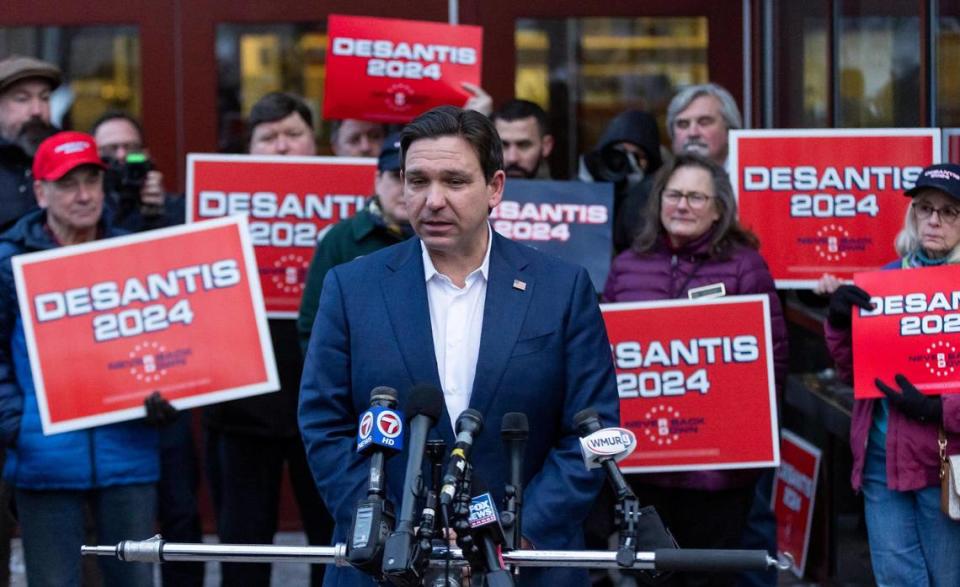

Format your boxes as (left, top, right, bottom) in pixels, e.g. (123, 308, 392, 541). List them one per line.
(0, 132, 160, 586)
(204, 91, 334, 587)
(820, 163, 960, 586)
(602, 153, 787, 587)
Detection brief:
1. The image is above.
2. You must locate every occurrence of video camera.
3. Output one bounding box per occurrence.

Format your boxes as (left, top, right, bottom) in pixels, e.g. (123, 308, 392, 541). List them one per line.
(104, 152, 153, 203)
(582, 144, 643, 186)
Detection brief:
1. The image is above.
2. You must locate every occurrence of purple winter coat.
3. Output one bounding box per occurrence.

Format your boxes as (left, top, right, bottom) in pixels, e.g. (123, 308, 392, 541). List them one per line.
(603, 230, 788, 490)
(824, 261, 960, 492)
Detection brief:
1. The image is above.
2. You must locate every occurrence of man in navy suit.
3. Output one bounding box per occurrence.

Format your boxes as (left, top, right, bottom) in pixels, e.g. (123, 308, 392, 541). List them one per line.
(299, 106, 619, 586)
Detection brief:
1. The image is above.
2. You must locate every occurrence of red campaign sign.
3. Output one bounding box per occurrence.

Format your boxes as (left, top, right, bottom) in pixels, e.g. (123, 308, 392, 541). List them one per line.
(323, 14, 482, 123)
(853, 264, 960, 398)
(186, 154, 376, 318)
(601, 296, 779, 473)
(773, 430, 821, 579)
(12, 216, 278, 435)
(730, 129, 940, 288)
(946, 129, 960, 164)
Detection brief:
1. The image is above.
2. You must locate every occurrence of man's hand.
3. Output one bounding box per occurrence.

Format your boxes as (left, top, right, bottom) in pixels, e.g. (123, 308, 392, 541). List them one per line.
(875, 374, 943, 423)
(144, 391, 178, 426)
(139, 170, 166, 215)
(461, 82, 493, 116)
(827, 284, 873, 329)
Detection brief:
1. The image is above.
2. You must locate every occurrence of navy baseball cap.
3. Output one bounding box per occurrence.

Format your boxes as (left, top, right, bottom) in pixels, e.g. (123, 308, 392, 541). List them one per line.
(378, 133, 401, 172)
(905, 163, 960, 202)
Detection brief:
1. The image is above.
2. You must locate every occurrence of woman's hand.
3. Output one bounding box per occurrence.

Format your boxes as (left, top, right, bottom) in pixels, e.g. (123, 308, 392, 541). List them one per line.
(875, 374, 943, 423)
(814, 273, 842, 296)
(827, 284, 873, 328)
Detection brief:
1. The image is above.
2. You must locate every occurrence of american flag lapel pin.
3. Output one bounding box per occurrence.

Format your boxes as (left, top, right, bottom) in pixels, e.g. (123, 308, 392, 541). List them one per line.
(512, 279, 527, 291)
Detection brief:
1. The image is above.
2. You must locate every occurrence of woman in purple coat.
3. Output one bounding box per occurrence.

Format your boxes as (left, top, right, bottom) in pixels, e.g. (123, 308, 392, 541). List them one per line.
(819, 163, 960, 586)
(603, 153, 787, 587)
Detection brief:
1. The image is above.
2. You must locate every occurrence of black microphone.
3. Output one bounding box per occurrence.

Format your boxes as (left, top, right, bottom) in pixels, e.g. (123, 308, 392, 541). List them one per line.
(500, 412, 527, 551)
(439, 409, 484, 507)
(347, 386, 403, 575)
(465, 479, 514, 587)
(381, 384, 444, 585)
(574, 408, 635, 501)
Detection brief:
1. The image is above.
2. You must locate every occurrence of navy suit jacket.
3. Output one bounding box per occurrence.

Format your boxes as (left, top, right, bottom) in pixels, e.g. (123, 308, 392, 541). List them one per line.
(299, 231, 619, 586)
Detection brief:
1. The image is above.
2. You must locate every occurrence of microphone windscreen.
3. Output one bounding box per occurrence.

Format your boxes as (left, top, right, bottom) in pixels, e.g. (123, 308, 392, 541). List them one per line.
(406, 383, 444, 421)
(501, 412, 528, 439)
(573, 407, 600, 429)
(369, 386, 398, 403)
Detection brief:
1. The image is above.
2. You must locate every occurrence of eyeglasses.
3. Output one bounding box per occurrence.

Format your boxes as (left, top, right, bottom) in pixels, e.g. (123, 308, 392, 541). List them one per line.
(662, 189, 713, 209)
(914, 201, 960, 224)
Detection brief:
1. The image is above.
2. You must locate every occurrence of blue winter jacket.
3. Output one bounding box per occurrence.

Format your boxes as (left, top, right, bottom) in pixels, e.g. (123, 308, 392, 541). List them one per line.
(0, 209, 159, 489)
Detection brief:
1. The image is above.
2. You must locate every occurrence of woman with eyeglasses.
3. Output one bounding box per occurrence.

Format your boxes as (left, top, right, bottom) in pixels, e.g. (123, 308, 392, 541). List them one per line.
(602, 152, 788, 587)
(818, 163, 960, 586)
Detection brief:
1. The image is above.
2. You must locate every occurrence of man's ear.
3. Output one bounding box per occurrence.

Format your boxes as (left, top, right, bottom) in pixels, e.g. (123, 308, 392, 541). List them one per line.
(541, 134, 555, 159)
(33, 180, 48, 209)
(487, 169, 506, 210)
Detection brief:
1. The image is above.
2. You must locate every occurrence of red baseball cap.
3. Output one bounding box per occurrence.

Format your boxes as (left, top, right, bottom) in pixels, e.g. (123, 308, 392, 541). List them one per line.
(32, 131, 105, 182)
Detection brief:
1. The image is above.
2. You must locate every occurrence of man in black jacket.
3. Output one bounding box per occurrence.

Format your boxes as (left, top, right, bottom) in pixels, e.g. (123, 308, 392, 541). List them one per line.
(0, 55, 61, 231)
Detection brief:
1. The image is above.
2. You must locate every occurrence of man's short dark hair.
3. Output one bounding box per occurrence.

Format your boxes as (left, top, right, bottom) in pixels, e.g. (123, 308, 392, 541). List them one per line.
(490, 99, 549, 136)
(400, 106, 503, 183)
(90, 111, 144, 142)
(248, 92, 314, 131)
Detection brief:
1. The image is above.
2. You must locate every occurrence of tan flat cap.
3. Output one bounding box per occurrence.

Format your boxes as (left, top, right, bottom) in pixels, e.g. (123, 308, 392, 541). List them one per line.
(0, 55, 61, 94)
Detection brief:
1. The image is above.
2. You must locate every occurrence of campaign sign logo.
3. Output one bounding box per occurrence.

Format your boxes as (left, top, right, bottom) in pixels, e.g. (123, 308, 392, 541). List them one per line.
(730, 129, 940, 288)
(853, 264, 960, 398)
(773, 430, 822, 578)
(468, 493, 498, 528)
(357, 410, 376, 452)
(324, 15, 483, 123)
(12, 216, 278, 435)
(602, 296, 779, 473)
(492, 180, 613, 292)
(186, 154, 376, 318)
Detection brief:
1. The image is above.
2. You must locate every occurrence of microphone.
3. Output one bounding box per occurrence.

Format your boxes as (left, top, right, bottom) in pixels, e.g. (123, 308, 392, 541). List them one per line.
(465, 481, 514, 587)
(381, 384, 444, 585)
(439, 409, 484, 507)
(347, 386, 403, 575)
(574, 408, 636, 501)
(500, 412, 527, 551)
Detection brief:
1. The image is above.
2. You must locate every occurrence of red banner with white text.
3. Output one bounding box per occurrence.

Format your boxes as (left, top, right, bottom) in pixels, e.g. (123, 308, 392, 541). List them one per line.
(853, 264, 960, 398)
(323, 14, 483, 123)
(774, 430, 821, 578)
(601, 296, 779, 473)
(12, 216, 278, 435)
(730, 129, 940, 288)
(186, 154, 376, 317)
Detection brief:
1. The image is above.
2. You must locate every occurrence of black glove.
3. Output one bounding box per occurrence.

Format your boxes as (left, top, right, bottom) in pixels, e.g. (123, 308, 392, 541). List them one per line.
(144, 391, 178, 426)
(827, 285, 873, 329)
(875, 374, 943, 423)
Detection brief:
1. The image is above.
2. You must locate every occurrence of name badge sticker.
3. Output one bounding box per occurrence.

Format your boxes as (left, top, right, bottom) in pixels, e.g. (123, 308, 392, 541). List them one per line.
(688, 282, 727, 300)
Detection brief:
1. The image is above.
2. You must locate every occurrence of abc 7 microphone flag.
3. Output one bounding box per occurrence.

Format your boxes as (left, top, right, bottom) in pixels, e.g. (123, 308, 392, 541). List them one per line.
(357, 406, 405, 452)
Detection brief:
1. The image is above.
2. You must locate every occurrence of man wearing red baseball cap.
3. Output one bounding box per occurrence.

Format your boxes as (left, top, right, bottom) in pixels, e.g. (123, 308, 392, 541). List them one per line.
(0, 131, 160, 586)
(31, 131, 106, 244)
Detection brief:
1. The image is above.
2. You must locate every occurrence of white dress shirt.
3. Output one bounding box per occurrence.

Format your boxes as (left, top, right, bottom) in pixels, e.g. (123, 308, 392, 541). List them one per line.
(421, 226, 492, 429)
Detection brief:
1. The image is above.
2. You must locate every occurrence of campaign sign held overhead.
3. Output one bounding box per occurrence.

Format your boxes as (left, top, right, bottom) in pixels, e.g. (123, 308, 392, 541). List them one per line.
(324, 15, 483, 123)
(730, 129, 939, 288)
(12, 216, 278, 435)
